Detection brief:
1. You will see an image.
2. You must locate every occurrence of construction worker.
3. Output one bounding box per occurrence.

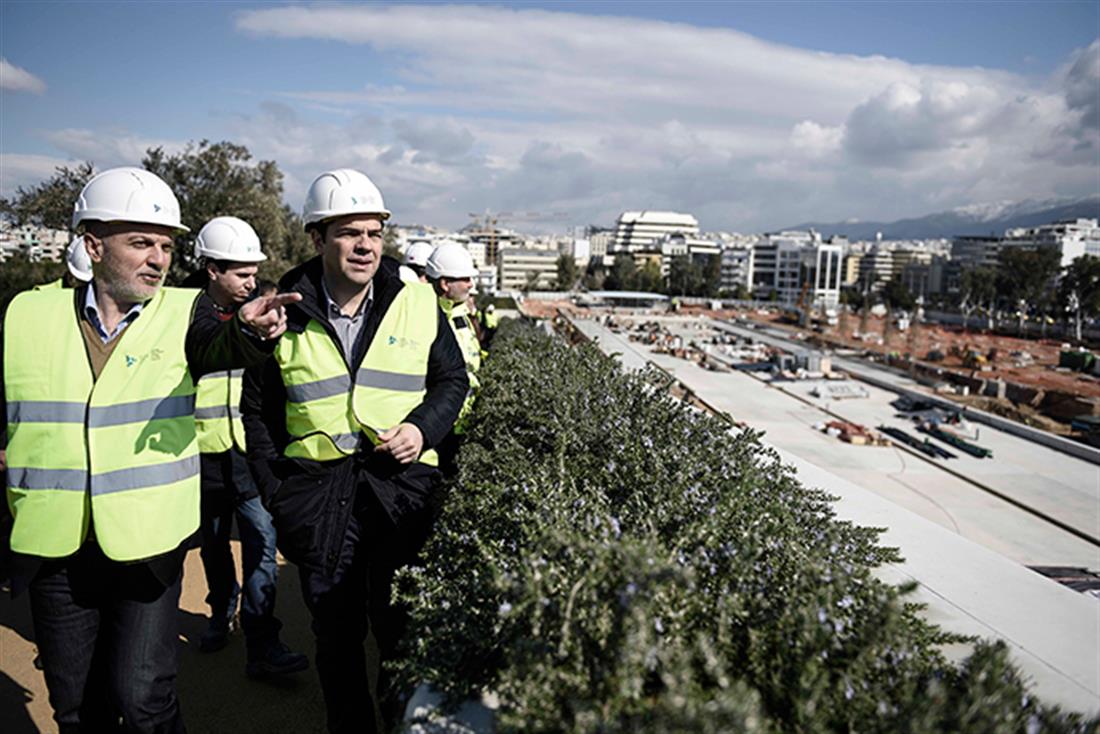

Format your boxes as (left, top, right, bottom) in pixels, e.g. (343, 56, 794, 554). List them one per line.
(241, 168, 467, 733)
(1, 166, 299, 733)
(35, 235, 94, 290)
(425, 242, 481, 475)
(478, 302, 499, 350)
(186, 216, 307, 678)
(397, 240, 433, 283)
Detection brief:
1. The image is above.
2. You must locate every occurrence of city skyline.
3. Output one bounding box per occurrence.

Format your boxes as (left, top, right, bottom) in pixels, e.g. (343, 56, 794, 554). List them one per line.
(1, 1, 1097, 232)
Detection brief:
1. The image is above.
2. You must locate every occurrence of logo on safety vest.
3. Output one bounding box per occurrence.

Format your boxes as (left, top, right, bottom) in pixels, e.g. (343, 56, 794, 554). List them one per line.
(387, 336, 420, 350)
(125, 348, 165, 368)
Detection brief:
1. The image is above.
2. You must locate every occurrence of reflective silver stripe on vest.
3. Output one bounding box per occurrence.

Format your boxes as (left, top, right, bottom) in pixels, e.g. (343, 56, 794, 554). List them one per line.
(286, 375, 352, 404)
(330, 433, 361, 452)
(7, 466, 87, 492)
(194, 406, 242, 420)
(90, 455, 200, 496)
(197, 369, 246, 384)
(87, 395, 195, 428)
(6, 400, 86, 424)
(355, 368, 425, 392)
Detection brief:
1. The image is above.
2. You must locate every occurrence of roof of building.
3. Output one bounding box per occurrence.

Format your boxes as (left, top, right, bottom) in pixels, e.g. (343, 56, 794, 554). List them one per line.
(583, 290, 670, 301)
(500, 248, 559, 258)
(616, 211, 699, 228)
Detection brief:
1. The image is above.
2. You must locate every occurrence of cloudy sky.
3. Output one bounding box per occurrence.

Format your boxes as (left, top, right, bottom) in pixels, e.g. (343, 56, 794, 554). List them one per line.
(1, 1, 1097, 232)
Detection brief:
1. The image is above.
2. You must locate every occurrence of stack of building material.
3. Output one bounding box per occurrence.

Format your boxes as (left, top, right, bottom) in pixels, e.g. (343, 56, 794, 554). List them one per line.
(822, 420, 886, 445)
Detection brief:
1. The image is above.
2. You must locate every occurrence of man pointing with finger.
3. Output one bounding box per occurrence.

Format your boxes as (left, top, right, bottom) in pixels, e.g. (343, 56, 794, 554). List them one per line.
(1, 166, 300, 733)
(241, 169, 467, 733)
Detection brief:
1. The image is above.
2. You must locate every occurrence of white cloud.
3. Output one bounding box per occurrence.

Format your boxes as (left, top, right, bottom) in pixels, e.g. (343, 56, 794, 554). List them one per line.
(228, 5, 1100, 229)
(842, 80, 1006, 165)
(0, 58, 46, 94)
(0, 153, 73, 197)
(791, 121, 843, 158)
(42, 128, 186, 167)
(1059, 39, 1100, 156)
(11, 6, 1094, 233)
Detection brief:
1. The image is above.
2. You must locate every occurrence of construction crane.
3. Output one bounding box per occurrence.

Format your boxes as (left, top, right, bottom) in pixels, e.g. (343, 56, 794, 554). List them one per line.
(465, 209, 569, 265)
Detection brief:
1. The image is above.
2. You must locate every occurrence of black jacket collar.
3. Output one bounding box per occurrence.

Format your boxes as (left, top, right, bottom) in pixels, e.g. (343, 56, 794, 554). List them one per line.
(279, 255, 406, 370)
(279, 255, 404, 331)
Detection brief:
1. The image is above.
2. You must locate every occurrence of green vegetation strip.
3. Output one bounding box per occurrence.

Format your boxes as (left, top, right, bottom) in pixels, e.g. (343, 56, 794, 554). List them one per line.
(394, 319, 1094, 733)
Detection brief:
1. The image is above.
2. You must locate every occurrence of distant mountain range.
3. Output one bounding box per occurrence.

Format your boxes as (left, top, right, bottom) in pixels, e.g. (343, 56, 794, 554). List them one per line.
(785, 196, 1100, 241)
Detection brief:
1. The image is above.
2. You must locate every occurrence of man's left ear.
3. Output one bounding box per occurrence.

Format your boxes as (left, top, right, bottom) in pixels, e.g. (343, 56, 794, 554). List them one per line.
(83, 232, 104, 263)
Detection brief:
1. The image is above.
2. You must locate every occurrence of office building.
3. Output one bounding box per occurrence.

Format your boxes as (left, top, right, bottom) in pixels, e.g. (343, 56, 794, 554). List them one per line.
(612, 211, 699, 253)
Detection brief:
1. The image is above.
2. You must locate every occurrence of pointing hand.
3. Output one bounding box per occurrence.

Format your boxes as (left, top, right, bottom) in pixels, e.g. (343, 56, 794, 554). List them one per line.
(238, 292, 303, 341)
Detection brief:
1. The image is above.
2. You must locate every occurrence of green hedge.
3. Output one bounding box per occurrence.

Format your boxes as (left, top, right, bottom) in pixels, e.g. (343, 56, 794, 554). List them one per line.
(394, 320, 1093, 732)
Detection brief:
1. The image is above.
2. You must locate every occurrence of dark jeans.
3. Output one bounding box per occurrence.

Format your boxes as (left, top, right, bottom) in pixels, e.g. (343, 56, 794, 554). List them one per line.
(298, 488, 428, 734)
(199, 451, 281, 658)
(29, 542, 185, 734)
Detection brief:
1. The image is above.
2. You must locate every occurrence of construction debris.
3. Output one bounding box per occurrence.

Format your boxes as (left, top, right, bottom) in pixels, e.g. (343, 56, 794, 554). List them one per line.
(811, 382, 869, 400)
(877, 425, 956, 459)
(917, 422, 994, 458)
(817, 420, 888, 446)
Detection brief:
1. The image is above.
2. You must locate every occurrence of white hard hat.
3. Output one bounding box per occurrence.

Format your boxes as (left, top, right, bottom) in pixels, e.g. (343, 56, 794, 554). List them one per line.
(303, 168, 390, 225)
(403, 241, 433, 267)
(425, 242, 478, 280)
(397, 264, 422, 284)
(66, 235, 93, 282)
(72, 166, 188, 233)
(194, 216, 267, 263)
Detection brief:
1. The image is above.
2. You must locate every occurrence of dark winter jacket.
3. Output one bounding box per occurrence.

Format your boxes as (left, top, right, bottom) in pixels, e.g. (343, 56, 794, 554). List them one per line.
(241, 255, 467, 577)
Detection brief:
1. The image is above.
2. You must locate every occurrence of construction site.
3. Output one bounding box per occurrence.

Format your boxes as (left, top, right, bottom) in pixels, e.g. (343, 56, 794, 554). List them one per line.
(523, 296, 1100, 445)
(530, 297, 1099, 716)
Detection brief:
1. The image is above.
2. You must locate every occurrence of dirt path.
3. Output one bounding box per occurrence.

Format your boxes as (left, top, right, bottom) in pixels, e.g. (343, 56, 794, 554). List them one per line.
(1, 546, 328, 733)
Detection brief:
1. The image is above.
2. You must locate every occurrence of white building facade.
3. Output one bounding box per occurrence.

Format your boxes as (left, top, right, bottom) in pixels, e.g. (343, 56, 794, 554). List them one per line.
(752, 231, 843, 307)
(498, 248, 559, 291)
(1002, 218, 1100, 267)
(612, 211, 700, 253)
(720, 245, 754, 295)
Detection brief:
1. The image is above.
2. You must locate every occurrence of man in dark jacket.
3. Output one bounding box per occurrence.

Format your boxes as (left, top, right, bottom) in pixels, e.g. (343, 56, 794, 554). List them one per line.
(185, 216, 307, 678)
(241, 168, 467, 733)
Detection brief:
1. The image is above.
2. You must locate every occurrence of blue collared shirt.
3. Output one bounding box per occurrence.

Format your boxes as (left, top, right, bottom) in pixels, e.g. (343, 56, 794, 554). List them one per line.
(321, 279, 373, 366)
(83, 281, 144, 344)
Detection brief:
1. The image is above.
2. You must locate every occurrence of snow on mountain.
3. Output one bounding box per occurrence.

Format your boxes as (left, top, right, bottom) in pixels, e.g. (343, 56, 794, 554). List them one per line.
(786, 196, 1100, 241)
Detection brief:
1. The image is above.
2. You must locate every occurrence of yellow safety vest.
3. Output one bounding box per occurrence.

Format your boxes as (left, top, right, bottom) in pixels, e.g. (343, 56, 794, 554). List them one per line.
(195, 369, 247, 454)
(4, 287, 202, 561)
(33, 278, 64, 290)
(441, 298, 481, 430)
(275, 281, 439, 466)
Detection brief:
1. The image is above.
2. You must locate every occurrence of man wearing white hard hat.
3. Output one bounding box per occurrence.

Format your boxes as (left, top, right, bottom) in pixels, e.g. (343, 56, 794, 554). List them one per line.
(0, 167, 300, 732)
(398, 240, 433, 283)
(182, 217, 308, 679)
(241, 168, 467, 731)
(424, 241, 482, 475)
